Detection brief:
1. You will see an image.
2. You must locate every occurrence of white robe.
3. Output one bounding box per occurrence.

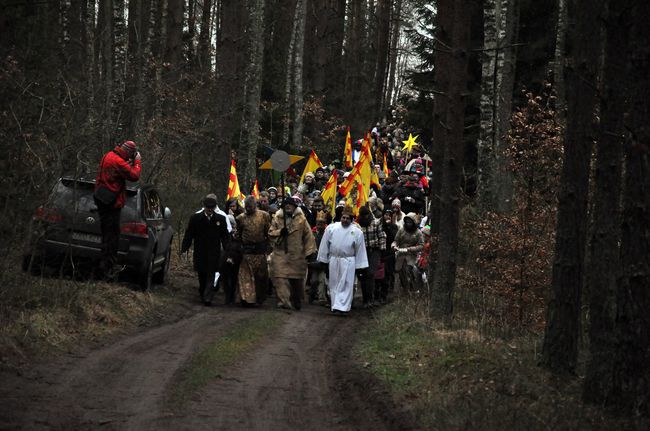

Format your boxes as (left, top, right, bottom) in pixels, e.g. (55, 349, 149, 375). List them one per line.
(317, 222, 368, 312)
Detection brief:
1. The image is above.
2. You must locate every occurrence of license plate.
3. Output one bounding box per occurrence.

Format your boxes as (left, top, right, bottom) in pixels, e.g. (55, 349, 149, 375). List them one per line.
(72, 232, 102, 244)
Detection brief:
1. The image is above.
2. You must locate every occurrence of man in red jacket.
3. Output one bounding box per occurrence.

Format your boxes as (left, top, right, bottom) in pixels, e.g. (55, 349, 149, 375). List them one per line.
(94, 140, 142, 279)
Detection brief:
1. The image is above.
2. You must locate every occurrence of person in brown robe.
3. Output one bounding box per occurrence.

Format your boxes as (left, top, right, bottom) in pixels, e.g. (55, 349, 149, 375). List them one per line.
(269, 197, 317, 310)
(235, 196, 271, 306)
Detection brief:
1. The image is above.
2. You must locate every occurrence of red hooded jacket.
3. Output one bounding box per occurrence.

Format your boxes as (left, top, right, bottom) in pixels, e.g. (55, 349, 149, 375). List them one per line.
(95, 146, 142, 208)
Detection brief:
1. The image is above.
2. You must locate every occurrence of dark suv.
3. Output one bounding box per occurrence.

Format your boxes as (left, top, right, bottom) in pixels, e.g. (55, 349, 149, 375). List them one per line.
(22, 177, 174, 290)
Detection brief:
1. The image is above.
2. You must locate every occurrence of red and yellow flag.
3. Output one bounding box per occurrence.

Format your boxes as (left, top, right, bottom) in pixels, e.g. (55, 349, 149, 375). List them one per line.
(227, 159, 244, 202)
(300, 149, 324, 184)
(344, 127, 353, 169)
(339, 161, 362, 197)
(251, 179, 260, 199)
(363, 131, 373, 164)
(355, 180, 368, 216)
(320, 170, 338, 216)
(383, 152, 389, 177)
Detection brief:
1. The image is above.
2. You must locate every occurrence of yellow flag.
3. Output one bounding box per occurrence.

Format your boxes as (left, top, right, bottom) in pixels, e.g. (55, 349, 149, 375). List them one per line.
(300, 149, 324, 184)
(227, 159, 243, 201)
(344, 127, 353, 169)
(355, 181, 368, 215)
(320, 170, 338, 216)
(358, 151, 372, 198)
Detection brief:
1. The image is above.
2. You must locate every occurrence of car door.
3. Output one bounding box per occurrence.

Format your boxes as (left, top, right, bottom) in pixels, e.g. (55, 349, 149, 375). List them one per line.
(142, 189, 171, 257)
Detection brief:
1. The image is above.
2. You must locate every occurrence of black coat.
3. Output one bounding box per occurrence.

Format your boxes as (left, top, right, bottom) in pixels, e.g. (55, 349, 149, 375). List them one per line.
(181, 211, 230, 272)
(393, 183, 425, 214)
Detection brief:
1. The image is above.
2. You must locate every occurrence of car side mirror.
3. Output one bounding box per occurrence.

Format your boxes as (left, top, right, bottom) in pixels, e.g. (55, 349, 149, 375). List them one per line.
(164, 207, 172, 220)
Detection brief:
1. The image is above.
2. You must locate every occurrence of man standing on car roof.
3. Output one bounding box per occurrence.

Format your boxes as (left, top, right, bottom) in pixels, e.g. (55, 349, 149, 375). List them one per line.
(94, 140, 142, 279)
(181, 194, 230, 306)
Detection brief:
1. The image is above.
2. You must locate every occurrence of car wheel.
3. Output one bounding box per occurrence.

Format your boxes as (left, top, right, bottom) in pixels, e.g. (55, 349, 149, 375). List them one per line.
(140, 254, 154, 291)
(153, 247, 171, 285)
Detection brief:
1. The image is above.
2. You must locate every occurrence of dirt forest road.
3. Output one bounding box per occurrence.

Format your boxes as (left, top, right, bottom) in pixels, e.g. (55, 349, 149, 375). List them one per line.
(0, 297, 408, 431)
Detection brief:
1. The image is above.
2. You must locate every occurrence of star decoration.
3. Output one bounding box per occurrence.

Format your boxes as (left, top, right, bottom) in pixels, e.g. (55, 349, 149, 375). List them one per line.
(402, 133, 419, 153)
(258, 154, 304, 170)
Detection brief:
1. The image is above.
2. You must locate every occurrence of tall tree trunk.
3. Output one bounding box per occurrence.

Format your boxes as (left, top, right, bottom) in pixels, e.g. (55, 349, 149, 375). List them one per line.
(608, 0, 650, 416)
(238, 0, 266, 192)
(164, 0, 184, 86)
(291, 0, 307, 150)
(374, 0, 391, 118)
(197, 0, 213, 75)
(324, 0, 346, 113)
(67, 0, 90, 130)
(67, 0, 87, 83)
(553, 0, 567, 117)
(384, 0, 402, 109)
(582, 0, 628, 404)
(281, 1, 299, 149)
(147, 0, 167, 119)
(540, 0, 604, 375)
(214, 0, 245, 204)
(113, 0, 126, 130)
(345, 0, 368, 133)
(261, 0, 297, 149)
(477, 0, 518, 214)
(126, 0, 152, 137)
(98, 0, 114, 147)
(430, 0, 475, 323)
(187, 0, 197, 67)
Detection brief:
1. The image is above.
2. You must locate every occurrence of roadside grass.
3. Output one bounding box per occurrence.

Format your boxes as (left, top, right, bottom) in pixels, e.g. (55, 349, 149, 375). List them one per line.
(169, 312, 286, 408)
(356, 296, 649, 430)
(0, 254, 195, 370)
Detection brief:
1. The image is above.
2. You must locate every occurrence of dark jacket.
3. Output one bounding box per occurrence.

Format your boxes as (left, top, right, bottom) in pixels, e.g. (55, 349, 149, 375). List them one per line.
(181, 211, 230, 272)
(95, 146, 141, 208)
(393, 182, 425, 214)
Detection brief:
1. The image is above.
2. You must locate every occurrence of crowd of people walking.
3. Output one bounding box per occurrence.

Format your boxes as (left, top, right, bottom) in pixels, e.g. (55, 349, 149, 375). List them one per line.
(181, 124, 431, 315)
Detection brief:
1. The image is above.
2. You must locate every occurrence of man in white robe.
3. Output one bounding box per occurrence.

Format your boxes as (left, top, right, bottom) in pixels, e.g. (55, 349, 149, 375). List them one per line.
(317, 206, 368, 314)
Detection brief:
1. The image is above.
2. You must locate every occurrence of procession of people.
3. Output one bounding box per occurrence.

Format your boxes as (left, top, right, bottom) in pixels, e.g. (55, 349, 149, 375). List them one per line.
(180, 124, 433, 314)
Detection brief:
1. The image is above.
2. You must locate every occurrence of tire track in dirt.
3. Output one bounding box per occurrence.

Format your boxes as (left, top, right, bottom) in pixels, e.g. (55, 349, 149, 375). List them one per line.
(0, 305, 253, 430)
(160, 305, 391, 431)
(1, 303, 404, 431)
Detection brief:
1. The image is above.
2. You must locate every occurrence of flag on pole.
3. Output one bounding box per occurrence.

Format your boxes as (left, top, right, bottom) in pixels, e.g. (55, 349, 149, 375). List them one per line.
(251, 179, 260, 199)
(344, 127, 353, 169)
(227, 159, 244, 202)
(358, 151, 372, 195)
(363, 131, 374, 164)
(339, 160, 362, 197)
(320, 170, 338, 216)
(299, 149, 324, 184)
(340, 151, 374, 199)
(355, 180, 368, 215)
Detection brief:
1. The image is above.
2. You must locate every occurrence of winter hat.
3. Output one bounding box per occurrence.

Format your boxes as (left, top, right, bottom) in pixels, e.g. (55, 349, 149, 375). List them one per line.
(283, 197, 298, 208)
(368, 196, 384, 212)
(203, 193, 217, 209)
(304, 172, 315, 179)
(404, 212, 419, 224)
(122, 140, 137, 151)
(392, 198, 401, 208)
(267, 186, 278, 193)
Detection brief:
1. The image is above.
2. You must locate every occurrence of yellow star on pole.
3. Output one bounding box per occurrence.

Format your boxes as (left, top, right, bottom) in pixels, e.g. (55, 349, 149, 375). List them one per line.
(402, 133, 419, 153)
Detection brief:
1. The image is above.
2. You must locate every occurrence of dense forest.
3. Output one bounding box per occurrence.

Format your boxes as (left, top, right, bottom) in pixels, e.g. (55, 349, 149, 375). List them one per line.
(1, 0, 648, 417)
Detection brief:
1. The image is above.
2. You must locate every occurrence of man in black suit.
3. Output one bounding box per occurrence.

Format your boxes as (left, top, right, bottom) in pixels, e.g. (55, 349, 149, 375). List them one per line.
(181, 194, 230, 305)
